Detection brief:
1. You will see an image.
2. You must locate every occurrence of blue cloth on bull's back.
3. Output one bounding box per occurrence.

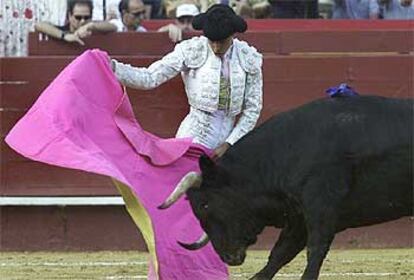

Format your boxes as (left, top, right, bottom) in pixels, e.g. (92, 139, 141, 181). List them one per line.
(326, 83, 359, 98)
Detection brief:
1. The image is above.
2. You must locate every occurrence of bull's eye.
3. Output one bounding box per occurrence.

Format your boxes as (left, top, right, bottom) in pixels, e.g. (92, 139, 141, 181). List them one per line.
(202, 203, 208, 210)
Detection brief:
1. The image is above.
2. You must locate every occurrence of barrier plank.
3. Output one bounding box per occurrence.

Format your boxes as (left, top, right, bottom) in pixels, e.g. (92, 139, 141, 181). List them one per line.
(1, 56, 73, 81)
(1, 56, 157, 81)
(0, 135, 115, 196)
(279, 30, 414, 54)
(28, 30, 414, 56)
(28, 32, 281, 56)
(0, 77, 184, 109)
(3, 55, 412, 83)
(2, 158, 116, 196)
(28, 32, 176, 56)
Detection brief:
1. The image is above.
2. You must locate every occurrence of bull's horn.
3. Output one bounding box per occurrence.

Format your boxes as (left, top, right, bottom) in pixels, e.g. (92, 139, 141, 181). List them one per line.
(157, 171, 202, 209)
(178, 232, 209, 250)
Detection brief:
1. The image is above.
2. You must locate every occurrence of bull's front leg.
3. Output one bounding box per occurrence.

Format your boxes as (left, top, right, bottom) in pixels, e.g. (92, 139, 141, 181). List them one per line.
(300, 211, 336, 280)
(300, 168, 349, 280)
(249, 216, 307, 280)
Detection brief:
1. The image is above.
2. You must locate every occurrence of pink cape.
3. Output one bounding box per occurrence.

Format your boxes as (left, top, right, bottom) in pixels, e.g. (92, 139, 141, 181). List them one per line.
(5, 49, 228, 280)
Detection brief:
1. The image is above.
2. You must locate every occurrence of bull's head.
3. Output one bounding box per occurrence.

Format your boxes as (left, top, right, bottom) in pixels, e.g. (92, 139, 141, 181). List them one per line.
(158, 155, 262, 266)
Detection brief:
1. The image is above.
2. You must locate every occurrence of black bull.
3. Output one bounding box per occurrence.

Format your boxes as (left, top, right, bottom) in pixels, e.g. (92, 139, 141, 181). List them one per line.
(160, 96, 413, 280)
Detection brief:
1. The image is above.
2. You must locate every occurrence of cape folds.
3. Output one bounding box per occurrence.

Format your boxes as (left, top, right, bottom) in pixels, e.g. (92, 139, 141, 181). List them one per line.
(5, 49, 228, 280)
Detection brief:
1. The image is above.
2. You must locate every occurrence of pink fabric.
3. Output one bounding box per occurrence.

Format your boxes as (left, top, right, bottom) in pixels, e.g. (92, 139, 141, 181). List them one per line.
(5, 49, 228, 280)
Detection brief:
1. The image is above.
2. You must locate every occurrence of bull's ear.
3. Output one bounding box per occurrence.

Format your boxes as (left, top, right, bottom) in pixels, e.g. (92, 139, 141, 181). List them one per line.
(199, 154, 216, 174)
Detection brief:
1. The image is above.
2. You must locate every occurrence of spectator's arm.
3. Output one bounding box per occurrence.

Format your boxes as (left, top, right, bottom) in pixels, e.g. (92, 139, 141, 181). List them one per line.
(87, 21, 118, 33)
(35, 22, 66, 40)
(158, 24, 183, 43)
(35, 22, 85, 45)
(75, 21, 117, 38)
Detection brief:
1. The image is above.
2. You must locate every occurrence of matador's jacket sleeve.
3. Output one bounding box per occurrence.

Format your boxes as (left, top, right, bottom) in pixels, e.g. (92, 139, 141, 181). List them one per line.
(112, 44, 186, 89)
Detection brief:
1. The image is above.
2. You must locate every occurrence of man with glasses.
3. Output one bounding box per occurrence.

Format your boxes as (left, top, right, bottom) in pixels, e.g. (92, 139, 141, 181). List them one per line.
(35, 0, 117, 45)
(109, 0, 148, 32)
(158, 3, 199, 42)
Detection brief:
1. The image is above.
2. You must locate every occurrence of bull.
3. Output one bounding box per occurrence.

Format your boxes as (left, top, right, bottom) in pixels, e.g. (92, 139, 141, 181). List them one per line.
(159, 95, 413, 280)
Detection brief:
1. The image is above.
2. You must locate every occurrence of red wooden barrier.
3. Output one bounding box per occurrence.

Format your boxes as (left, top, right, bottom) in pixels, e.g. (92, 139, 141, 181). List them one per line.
(28, 29, 414, 56)
(1, 54, 413, 195)
(28, 32, 176, 56)
(278, 30, 414, 54)
(1, 206, 411, 251)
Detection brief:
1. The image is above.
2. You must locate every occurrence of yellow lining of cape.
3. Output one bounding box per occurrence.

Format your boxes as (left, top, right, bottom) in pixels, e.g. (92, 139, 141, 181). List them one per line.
(113, 179, 159, 279)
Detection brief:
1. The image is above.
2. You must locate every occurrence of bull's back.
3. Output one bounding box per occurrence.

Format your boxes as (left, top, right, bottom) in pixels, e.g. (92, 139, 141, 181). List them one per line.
(251, 96, 411, 164)
(274, 96, 412, 153)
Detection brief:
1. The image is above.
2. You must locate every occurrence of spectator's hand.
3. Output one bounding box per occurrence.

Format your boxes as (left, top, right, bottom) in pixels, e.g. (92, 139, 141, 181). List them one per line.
(212, 142, 231, 160)
(158, 24, 183, 43)
(63, 33, 85, 46)
(400, 0, 412, 7)
(75, 23, 93, 39)
(168, 24, 183, 43)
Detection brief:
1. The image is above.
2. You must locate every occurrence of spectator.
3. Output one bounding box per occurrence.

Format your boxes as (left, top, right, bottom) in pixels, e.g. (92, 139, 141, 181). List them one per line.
(332, 0, 380, 18)
(269, 0, 319, 18)
(379, 0, 414, 19)
(158, 3, 199, 42)
(110, 0, 147, 31)
(35, 0, 116, 45)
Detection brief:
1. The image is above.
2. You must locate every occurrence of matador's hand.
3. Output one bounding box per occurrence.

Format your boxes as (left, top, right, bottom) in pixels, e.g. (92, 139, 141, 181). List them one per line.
(212, 142, 231, 160)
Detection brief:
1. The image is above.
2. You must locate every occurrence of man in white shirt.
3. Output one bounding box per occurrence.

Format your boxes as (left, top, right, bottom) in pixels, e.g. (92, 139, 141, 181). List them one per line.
(109, 0, 147, 32)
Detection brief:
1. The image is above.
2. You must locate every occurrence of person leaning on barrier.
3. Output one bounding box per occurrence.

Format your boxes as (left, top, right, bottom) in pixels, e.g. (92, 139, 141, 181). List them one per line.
(110, 4, 263, 159)
(35, 0, 117, 46)
(158, 3, 200, 42)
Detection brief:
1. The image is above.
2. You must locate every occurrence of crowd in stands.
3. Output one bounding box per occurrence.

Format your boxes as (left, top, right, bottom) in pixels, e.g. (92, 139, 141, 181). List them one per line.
(1, 0, 413, 56)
